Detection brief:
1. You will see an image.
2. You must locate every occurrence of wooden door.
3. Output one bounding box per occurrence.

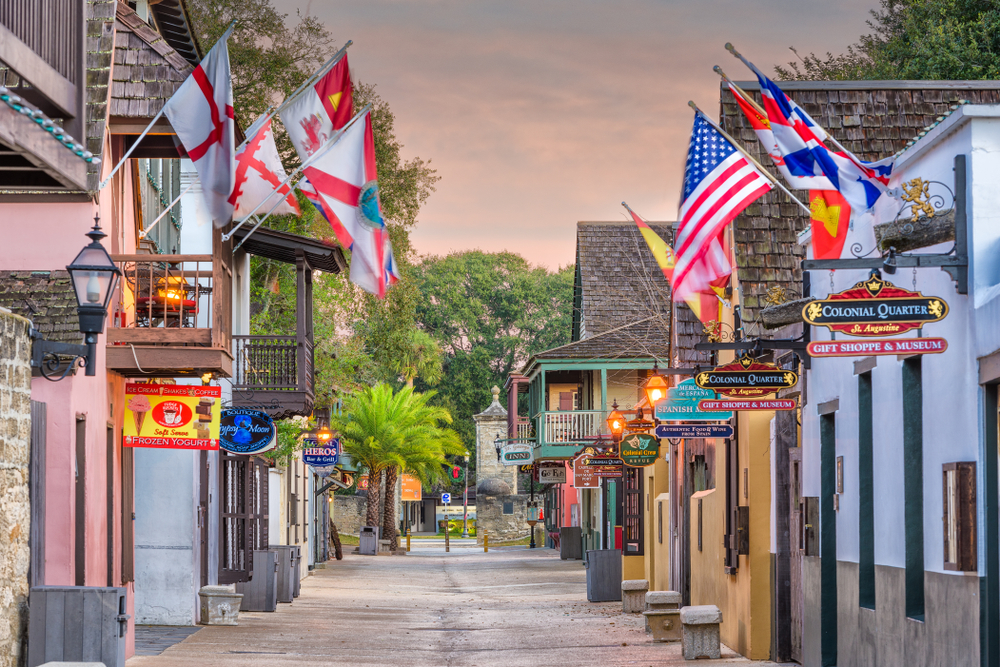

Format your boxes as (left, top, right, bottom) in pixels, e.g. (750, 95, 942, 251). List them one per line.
(789, 447, 804, 663)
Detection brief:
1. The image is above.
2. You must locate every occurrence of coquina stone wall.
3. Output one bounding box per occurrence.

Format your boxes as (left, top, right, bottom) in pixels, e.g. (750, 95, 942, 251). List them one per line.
(333, 495, 367, 537)
(476, 494, 529, 544)
(0, 311, 31, 667)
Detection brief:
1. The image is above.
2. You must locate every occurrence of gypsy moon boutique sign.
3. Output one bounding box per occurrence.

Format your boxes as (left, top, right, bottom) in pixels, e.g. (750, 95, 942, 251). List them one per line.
(807, 337, 947, 358)
(500, 443, 534, 466)
(219, 408, 276, 455)
(619, 433, 659, 467)
(124, 383, 221, 450)
(302, 438, 340, 467)
(802, 276, 948, 337)
(695, 355, 798, 398)
(655, 378, 732, 422)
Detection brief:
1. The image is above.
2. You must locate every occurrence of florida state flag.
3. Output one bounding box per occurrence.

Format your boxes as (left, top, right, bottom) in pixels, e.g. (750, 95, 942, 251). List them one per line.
(280, 55, 353, 162)
(809, 190, 851, 259)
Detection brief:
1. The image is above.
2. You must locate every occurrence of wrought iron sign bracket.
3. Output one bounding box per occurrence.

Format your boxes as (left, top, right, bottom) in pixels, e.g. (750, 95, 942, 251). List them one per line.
(801, 155, 969, 295)
(694, 339, 811, 370)
(29, 328, 89, 381)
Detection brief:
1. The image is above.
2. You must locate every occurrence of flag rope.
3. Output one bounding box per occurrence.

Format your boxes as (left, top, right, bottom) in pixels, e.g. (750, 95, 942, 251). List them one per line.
(687, 100, 811, 216)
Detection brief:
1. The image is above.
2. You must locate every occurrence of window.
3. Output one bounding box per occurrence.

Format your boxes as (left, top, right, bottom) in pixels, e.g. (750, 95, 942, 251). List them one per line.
(623, 467, 643, 555)
(503, 501, 514, 515)
(943, 462, 976, 571)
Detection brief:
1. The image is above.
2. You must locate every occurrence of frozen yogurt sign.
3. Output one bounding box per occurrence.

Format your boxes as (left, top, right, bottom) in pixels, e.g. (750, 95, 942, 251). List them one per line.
(123, 383, 221, 450)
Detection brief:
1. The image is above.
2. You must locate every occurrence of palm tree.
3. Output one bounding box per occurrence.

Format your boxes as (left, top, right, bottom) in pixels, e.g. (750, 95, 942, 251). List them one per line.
(394, 329, 443, 388)
(335, 384, 463, 548)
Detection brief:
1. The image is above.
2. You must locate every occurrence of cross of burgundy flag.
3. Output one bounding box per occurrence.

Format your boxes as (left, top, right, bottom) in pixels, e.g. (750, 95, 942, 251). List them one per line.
(302, 110, 400, 297)
(162, 26, 235, 227)
(229, 117, 300, 219)
(676, 112, 772, 323)
(280, 54, 353, 162)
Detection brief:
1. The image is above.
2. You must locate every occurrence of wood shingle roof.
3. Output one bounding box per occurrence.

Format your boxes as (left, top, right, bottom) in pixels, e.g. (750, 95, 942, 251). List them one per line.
(719, 80, 1000, 325)
(0, 270, 83, 344)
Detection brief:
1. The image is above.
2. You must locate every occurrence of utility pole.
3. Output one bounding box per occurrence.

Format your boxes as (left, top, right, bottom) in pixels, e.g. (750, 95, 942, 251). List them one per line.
(462, 452, 470, 538)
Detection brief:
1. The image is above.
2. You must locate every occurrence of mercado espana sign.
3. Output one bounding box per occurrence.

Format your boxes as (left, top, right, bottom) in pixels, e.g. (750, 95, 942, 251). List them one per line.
(301, 438, 340, 467)
(699, 399, 797, 411)
(802, 275, 948, 337)
(620, 433, 659, 467)
(656, 378, 732, 422)
(219, 408, 276, 455)
(500, 442, 534, 466)
(124, 383, 221, 450)
(695, 354, 798, 398)
(807, 337, 947, 358)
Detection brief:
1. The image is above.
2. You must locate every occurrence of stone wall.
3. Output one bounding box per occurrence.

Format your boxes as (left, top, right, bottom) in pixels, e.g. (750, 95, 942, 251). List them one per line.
(332, 495, 367, 537)
(476, 494, 529, 545)
(474, 386, 517, 495)
(0, 311, 31, 667)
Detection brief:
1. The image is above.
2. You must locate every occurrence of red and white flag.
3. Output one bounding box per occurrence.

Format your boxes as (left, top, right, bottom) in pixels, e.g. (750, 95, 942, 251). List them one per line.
(280, 55, 353, 163)
(302, 110, 400, 297)
(162, 27, 235, 226)
(675, 112, 772, 323)
(229, 118, 300, 219)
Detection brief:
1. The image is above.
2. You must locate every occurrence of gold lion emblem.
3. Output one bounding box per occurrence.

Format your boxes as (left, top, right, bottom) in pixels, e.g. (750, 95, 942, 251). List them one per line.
(928, 300, 943, 318)
(697, 373, 710, 386)
(784, 372, 797, 385)
(806, 302, 822, 321)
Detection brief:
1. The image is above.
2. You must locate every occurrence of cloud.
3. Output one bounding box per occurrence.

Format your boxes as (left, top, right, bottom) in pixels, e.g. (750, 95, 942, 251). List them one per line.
(275, 0, 878, 268)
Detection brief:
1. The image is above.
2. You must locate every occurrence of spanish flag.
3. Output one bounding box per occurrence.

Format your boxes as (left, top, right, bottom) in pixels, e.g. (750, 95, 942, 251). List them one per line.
(624, 202, 675, 282)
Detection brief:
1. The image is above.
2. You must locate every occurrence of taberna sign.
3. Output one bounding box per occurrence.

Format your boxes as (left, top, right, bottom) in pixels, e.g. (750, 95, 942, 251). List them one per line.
(802, 275, 948, 337)
(302, 438, 340, 467)
(219, 408, 276, 455)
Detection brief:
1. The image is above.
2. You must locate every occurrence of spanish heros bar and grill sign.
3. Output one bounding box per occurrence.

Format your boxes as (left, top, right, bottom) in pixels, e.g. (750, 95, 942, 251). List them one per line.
(219, 408, 276, 455)
(302, 438, 340, 467)
(695, 355, 798, 398)
(619, 433, 659, 467)
(803, 275, 948, 337)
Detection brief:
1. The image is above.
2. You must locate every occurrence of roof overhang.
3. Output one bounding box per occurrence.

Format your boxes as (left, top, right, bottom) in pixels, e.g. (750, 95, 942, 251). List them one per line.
(232, 226, 347, 274)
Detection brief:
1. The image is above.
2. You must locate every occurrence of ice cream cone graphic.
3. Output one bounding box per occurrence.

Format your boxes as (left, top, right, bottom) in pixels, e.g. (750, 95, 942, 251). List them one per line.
(128, 394, 151, 436)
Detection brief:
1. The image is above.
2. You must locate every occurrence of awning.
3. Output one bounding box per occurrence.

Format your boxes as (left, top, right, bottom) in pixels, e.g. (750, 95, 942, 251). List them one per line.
(231, 226, 347, 274)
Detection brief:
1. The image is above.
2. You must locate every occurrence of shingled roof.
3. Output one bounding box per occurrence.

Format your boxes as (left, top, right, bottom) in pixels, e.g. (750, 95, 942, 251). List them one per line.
(572, 221, 673, 342)
(719, 80, 1000, 325)
(523, 317, 670, 375)
(0, 270, 83, 344)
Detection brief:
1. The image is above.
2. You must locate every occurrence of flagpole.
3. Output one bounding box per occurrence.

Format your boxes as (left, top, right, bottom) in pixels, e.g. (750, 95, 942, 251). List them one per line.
(276, 41, 353, 117)
(223, 103, 372, 244)
(688, 100, 812, 216)
(232, 177, 307, 253)
(713, 65, 766, 117)
(98, 21, 237, 191)
(140, 177, 198, 239)
(723, 44, 862, 162)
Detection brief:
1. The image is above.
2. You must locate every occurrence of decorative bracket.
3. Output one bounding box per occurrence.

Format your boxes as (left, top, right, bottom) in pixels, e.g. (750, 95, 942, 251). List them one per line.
(29, 328, 88, 382)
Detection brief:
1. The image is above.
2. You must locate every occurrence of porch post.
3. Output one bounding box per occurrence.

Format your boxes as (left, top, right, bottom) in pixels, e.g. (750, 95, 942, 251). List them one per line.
(600, 368, 608, 413)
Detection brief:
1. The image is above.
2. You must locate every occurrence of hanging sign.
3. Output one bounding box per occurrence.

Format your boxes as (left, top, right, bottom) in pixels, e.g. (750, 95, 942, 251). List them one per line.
(302, 438, 340, 467)
(401, 474, 422, 501)
(695, 354, 798, 398)
(519, 464, 534, 474)
(655, 424, 734, 439)
(656, 378, 732, 421)
(699, 399, 797, 411)
(807, 337, 947, 358)
(312, 465, 338, 478)
(538, 462, 567, 484)
(124, 383, 221, 450)
(358, 474, 369, 490)
(803, 275, 948, 337)
(572, 454, 600, 488)
(625, 418, 654, 434)
(500, 442, 534, 466)
(619, 433, 659, 467)
(219, 408, 276, 454)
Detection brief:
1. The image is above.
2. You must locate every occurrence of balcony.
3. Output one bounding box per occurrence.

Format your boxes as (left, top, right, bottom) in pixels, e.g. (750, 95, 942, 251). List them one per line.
(541, 410, 607, 444)
(106, 253, 233, 377)
(231, 335, 314, 419)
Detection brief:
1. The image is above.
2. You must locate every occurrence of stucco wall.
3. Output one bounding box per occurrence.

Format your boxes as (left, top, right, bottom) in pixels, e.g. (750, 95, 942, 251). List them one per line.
(0, 311, 31, 667)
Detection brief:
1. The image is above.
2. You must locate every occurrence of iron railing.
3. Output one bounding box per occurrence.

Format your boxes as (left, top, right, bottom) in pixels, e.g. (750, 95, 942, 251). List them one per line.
(231, 335, 314, 395)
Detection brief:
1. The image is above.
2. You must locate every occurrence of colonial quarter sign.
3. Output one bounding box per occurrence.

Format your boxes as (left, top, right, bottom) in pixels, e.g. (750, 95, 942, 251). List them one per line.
(695, 354, 798, 398)
(802, 275, 948, 337)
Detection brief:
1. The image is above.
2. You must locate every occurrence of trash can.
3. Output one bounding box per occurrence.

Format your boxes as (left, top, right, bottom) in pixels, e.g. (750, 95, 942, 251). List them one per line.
(359, 526, 380, 555)
(236, 550, 278, 612)
(584, 549, 622, 602)
(28, 586, 129, 667)
(291, 545, 302, 598)
(269, 545, 295, 603)
(560, 527, 583, 560)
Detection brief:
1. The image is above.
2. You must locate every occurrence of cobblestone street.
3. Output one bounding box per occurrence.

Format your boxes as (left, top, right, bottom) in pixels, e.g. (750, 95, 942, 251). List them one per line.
(126, 548, 786, 667)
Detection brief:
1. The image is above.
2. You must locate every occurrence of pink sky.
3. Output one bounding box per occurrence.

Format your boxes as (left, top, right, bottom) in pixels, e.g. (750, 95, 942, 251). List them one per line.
(277, 0, 878, 269)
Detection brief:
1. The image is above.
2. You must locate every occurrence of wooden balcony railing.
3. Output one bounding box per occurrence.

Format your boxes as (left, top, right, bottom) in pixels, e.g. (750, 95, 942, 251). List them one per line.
(106, 253, 232, 377)
(230, 335, 315, 418)
(540, 410, 608, 445)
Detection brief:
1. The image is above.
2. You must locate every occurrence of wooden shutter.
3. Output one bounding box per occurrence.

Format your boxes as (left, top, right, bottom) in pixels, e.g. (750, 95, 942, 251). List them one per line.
(558, 392, 573, 411)
(121, 445, 134, 583)
(29, 401, 46, 587)
(220, 451, 252, 584)
(623, 467, 643, 555)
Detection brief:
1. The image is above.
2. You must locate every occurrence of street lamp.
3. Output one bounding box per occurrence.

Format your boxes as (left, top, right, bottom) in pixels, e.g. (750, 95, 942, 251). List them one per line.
(316, 423, 333, 444)
(643, 361, 669, 408)
(33, 216, 120, 380)
(606, 399, 625, 437)
(462, 451, 470, 538)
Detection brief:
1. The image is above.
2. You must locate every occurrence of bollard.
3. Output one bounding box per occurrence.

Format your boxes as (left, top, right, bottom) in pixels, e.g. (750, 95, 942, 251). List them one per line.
(406, 527, 411, 552)
(445, 526, 450, 553)
(484, 530, 489, 553)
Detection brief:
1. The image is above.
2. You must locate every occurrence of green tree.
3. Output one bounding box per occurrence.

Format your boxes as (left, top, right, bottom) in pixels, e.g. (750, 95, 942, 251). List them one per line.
(333, 384, 463, 549)
(778, 0, 1000, 81)
(412, 251, 575, 455)
(395, 329, 444, 388)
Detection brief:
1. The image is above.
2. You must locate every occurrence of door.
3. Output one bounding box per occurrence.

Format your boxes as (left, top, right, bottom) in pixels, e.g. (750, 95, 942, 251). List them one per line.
(789, 447, 804, 663)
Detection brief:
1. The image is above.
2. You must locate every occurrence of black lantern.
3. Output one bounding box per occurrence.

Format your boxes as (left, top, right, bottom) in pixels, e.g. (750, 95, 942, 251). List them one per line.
(494, 434, 503, 461)
(64, 216, 120, 376)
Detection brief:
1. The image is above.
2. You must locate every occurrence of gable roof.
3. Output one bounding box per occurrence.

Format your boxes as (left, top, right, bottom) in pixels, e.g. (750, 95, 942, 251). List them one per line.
(525, 316, 669, 373)
(572, 221, 673, 342)
(719, 80, 1000, 325)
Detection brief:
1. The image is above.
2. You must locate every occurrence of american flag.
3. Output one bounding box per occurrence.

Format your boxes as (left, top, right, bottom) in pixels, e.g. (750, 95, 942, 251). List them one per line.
(673, 113, 772, 321)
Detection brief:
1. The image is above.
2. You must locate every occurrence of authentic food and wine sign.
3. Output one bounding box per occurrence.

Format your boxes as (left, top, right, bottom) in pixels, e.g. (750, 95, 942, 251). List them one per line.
(695, 354, 798, 398)
(802, 275, 948, 337)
